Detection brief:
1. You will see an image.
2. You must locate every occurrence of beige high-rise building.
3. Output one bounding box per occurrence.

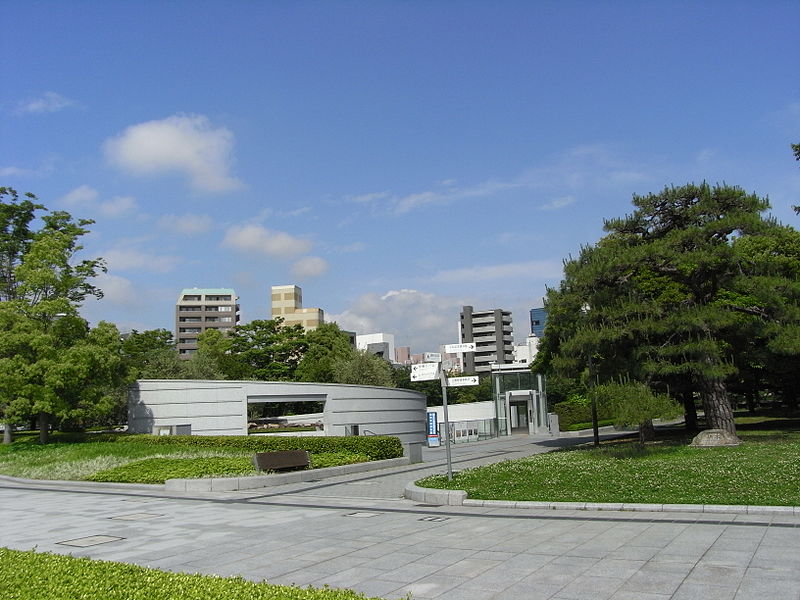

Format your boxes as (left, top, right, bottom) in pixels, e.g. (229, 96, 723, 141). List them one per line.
(175, 288, 240, 358)
(270, 285, 324, 331)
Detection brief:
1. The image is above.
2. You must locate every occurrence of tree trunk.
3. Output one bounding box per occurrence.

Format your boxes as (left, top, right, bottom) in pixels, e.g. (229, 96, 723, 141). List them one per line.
(700, 376, 739, 439)
(638, 420, 655, 445)
(784, 385, 798, 414)
(681, 390, 698, 434)
(2, 422, 11, 445)
(746, 388, 757, 415)
(37, 412, 49, 444)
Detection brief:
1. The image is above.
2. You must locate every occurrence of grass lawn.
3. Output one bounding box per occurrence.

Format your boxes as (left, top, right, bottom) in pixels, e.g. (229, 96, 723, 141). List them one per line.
(416, 415, 800, 506)
(0, 548, 380, 600)
(0, 433, 370, 484)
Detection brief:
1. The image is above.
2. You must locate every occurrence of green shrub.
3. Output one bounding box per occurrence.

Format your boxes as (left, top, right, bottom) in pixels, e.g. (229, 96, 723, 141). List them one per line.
(562, 419, 616, 432)
(552, 395, 613, 430)
(0, 548, 381, 599)
(310, 452, 371, 469)
(87, 457, 256, 484)
(98, 434, 403, 461)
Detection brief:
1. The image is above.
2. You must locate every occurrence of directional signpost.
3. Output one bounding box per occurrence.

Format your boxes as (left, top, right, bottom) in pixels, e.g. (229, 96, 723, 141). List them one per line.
(444, 342, 476, 354)
(410, 344, 479, 479)
(410, 362, 440, 382)
(446, 376, 479, 387)
(439, 343, 477, 481)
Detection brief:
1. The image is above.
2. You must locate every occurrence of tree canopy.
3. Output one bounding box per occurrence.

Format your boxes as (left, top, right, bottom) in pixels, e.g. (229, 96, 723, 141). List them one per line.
(534, 183, 800, 440)
(0, 188, 121, 442)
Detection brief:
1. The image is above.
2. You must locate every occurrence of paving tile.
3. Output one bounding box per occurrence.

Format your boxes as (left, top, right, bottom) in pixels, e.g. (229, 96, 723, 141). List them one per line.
(554, 575, 625, 600)
(685, 563, 745, 586)
(671, 582, 738, 600)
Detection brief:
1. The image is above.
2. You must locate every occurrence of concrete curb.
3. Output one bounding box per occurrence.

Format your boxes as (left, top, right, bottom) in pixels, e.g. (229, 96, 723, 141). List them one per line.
(0, 474, 163, 491)
(403, 482, 800, 516)
(165, 456, 411, 492)
(1, 457, 411, 493)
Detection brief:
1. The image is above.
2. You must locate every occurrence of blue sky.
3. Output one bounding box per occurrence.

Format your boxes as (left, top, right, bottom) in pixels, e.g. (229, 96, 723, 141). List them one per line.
(2, 1, 798, 352)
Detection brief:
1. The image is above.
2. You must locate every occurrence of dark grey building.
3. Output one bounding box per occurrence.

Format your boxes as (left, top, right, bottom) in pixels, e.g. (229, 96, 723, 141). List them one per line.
(459, 306, 514, 374)
(175, 288, 240, 358)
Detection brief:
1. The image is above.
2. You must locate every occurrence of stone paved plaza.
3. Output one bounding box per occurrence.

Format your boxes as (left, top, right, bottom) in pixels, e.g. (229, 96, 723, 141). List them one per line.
(2, 434, 800, 599)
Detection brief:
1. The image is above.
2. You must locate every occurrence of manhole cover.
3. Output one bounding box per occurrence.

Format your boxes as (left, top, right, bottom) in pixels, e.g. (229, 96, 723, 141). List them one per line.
(344, 511, 382, 518)
(58, 535, 124, 547)
(110, 513, 163, 521)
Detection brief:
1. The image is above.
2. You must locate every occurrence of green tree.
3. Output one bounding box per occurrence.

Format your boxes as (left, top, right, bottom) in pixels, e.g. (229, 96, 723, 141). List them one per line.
(332, 349, 395, 387)
(592, 381, 683, 445)
(793, 143, 799, 215)
(122, 329, 182, 379)
(535, 183, 799, 440)
(295, 322, 354, 383)
(223, 319, 308, 381)
(0, 188, 109, 443)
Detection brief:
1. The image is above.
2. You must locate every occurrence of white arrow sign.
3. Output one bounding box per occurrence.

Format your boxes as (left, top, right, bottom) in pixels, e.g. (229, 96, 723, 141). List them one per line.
(411, 362, 440, 382)
(446, 376, 480, 387)
(423, 352, 442, 363)
(444, 342, 476, 353)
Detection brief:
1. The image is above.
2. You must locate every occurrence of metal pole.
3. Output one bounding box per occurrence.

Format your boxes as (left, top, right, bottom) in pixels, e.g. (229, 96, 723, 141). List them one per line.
(588, 352, 600, 447)
(440, 371, 454, 481)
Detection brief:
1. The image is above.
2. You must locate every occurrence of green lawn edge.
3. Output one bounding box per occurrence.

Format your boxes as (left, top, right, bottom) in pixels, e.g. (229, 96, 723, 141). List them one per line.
(0, 548, 381, 600)
(416, 418, 800, 506)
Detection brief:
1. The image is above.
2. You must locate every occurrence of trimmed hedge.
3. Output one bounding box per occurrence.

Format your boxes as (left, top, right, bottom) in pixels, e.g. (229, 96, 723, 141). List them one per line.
(86, 457, 255, 484)
(89, 433, 404, 461)
(310, 452, 371, 469)
(0, 548, 380, 599)
(86, 451, 375, 483)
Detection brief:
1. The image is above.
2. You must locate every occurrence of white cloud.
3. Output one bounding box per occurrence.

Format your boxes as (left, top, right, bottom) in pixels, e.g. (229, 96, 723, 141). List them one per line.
(0, 165, 35, 177)
(222, 223, 312, 257)
(539, 195, 576, 211)
(291, 256, 329, 279)
(430, 260, 564, 284)
(99, 196, 138, 217)
(103, 114, 242, 192)
(328, 289, 467, 352)
(346, 191, 390, 204)
(91, 273, 138, 306)
(393, 180, 520, 214)
(334, 241, 366, 253)
(15, 91, 79, 114)
(283, 206, 312, 217)
(157, 213, 214, 235)
(61, 185, 99, 206)
(103, 248, 181, 273)
(60, 185, 138, 218)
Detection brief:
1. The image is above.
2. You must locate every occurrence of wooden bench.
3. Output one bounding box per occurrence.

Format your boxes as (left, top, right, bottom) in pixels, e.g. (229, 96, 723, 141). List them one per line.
(252, 450, 310, 472)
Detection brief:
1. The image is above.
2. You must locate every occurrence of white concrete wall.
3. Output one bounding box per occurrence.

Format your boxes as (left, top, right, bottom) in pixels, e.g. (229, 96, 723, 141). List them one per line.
(129, 380, 427, 443)
(129, 381, 248, 436)
(427, 401, 495, 423)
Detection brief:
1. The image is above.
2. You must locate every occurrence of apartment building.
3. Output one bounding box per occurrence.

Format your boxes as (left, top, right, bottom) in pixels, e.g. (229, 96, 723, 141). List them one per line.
(459, 306, 514, 374)
(270, 284, 324, 331)
(356, 332, 396, 363)
(175, 288, 240, 358)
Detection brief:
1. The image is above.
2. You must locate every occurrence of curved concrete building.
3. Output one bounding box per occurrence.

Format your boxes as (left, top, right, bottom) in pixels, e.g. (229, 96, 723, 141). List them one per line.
(128, 380, 427, 444)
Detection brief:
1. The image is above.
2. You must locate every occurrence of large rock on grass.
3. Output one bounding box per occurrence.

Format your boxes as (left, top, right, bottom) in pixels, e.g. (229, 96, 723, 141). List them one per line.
(690, 428, 741, 447)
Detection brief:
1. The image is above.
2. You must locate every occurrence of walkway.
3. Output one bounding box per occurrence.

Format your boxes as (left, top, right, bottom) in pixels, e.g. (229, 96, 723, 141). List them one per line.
(2, 432, 799, 599)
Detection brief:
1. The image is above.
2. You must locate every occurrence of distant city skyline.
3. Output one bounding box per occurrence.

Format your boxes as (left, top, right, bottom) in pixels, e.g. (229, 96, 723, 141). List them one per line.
(3, 2, 798, 352)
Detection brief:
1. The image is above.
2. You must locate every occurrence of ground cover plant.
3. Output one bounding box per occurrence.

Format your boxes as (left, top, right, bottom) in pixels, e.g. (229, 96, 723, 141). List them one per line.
(0, 432, 400, 483)
(417, 415, 800, 506)
(0, 548, 381, 600)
